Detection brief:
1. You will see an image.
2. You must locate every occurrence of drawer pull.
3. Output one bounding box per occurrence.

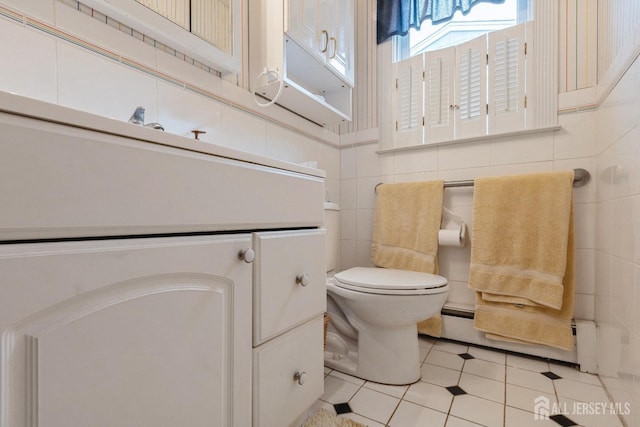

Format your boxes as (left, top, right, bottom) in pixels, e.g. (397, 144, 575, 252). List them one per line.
(238, 248, 255, 263)
(295, 274, 310, 287)
(293, 371, 307, 385)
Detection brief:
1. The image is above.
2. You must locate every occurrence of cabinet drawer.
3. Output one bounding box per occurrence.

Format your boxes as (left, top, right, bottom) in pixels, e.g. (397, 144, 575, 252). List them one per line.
(253, 229, 326, 345)
(253, 316, 324, 427)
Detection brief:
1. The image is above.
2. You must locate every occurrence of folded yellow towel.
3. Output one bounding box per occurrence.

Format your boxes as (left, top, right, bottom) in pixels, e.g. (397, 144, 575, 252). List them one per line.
(371, 181, 444, 337)
(371, 181, 444, 274)
(473, 207, 575, 350)
(470, 171, 575, 350)
(468, 171, 574, 310)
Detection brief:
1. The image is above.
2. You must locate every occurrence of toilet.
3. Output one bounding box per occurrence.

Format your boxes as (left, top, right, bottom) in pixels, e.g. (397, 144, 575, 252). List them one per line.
(324, 203, 449, 385)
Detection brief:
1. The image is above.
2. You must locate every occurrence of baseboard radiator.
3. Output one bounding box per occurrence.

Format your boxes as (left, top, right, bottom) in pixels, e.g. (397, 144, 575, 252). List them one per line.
(435, 305, 597, 373)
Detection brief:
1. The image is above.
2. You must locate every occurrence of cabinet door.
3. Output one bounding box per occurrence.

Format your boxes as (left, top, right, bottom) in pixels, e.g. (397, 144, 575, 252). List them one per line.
(326, 0, 354, 84)
(0, 235, 253, 427)
(286, 0, 322, 57)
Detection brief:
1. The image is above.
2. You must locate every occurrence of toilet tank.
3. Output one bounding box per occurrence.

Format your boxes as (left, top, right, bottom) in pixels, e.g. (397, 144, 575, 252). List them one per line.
(323, 202, 340, 273)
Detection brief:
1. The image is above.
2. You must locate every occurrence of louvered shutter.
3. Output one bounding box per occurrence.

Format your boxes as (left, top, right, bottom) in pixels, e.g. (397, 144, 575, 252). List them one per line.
(455, 35, 487, 139)
(425, 47, 455, 144)
(488, 23, 527, 134)
(392, 54, 424, 147)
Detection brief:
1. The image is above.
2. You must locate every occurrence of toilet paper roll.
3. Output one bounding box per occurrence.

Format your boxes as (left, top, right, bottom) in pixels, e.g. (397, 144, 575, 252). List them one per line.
(438, 224, 468, 247)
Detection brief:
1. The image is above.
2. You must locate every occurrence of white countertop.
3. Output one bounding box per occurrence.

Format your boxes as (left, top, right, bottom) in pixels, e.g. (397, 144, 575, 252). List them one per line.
(0, 90, 325, 179)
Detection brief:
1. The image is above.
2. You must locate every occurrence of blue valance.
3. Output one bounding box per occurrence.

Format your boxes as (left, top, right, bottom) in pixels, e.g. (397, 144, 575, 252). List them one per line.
(377, 0, 505, 44)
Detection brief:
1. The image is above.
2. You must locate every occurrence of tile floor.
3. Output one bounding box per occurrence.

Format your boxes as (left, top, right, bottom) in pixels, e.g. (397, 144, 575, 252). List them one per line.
(307, 337, 625, 427)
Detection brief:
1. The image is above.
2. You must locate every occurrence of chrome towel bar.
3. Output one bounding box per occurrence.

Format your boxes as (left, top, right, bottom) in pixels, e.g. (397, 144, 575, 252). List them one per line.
(374, 168, 590, 193)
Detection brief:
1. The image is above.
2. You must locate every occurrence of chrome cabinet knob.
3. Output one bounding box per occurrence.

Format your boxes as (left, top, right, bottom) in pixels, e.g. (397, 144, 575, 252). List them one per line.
(293, 371, 307, 385)
(296, 274, 310, 287)
(238, 248, 255, 263)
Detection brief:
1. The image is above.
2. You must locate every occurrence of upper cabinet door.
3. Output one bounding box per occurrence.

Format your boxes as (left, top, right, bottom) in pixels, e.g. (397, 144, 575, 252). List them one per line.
(287, 0, 354, 85)
(286, 0, 323, 58)
(325, 0, 355, 85)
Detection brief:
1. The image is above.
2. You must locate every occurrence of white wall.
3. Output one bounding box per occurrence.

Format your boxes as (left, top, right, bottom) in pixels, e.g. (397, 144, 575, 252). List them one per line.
(594, 53, 640, 427)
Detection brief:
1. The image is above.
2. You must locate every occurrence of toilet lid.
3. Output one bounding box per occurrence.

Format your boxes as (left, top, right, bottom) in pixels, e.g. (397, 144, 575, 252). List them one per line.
(334, 267, 448, 292)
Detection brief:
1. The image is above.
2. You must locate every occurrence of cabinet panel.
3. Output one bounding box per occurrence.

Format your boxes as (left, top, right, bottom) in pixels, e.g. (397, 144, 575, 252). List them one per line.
(0, 114, 324, 241)
(253, 316, 324, 427)
(0, 235, 252, 427)
(325, 0, 354, 85)
(286, 0, 322, 56)
(253, 229, 326, 345)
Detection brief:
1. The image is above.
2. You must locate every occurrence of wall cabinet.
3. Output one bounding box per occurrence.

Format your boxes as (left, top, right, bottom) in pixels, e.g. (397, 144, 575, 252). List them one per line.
(287, 0, 354, 85)
(0, 94, 326, 427)
(250, 0, 354, 126)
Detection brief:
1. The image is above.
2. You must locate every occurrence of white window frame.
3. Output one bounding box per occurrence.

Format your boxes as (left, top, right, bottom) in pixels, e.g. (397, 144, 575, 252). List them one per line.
(82, 0, 242, 75)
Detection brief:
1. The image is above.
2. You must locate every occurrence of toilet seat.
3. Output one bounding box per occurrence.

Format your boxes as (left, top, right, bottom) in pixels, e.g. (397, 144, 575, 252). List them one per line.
(333, 267, 448, 295)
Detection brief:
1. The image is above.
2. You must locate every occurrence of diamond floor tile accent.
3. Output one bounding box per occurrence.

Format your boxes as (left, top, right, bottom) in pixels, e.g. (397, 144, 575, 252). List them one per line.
(458, 352, 475, 360)
(549, 413, 579, 426)
(446, 385, 467, 396)
(333, 402, 352, 414)
(541, 371, 563, 380)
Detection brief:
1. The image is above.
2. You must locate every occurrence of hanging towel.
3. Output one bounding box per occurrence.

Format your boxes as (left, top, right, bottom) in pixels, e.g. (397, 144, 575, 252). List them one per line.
(469, 171, 575, 350)
(371, 181, 444, 273)
(468, 171, 574, 309)
(371, 181, 444, 337)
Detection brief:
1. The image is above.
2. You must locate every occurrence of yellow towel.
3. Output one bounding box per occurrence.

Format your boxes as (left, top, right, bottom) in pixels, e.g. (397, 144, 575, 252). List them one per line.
(371, 181, 444, 274)
(371, 181, 444, 338)
(469, 171, 574, 310)
(469, 171, 575, 350)
(473, 208, 575, 350)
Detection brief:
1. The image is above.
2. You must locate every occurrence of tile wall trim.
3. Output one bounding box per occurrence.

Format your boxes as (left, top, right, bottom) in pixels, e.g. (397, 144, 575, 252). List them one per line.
(0, 1, 342, 150)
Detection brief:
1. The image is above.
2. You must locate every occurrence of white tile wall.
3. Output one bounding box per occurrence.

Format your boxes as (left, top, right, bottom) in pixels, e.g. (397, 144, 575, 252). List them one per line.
(594, 53, 640, 427)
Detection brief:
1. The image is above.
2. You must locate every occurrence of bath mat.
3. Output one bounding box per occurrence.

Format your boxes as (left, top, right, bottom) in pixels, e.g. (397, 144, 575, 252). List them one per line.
(302, 409, 367, 427)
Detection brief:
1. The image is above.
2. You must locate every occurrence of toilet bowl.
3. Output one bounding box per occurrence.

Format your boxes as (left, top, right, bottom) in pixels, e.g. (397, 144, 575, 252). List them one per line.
(325, 267, 449, 385)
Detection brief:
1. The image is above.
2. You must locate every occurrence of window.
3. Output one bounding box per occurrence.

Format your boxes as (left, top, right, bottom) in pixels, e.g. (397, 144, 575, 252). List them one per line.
(390, 0, 537, 147)
(396, 0, 530, 60)
(83, 0, 241, 74)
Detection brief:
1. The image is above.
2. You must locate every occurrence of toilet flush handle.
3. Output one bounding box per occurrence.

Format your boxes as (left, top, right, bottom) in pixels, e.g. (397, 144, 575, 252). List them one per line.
(296, 274, 310, 287)
(293, 371, 307, 385)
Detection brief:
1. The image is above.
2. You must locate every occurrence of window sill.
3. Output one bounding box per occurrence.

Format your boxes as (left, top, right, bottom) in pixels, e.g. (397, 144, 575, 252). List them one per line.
(376, 125, 562, 154)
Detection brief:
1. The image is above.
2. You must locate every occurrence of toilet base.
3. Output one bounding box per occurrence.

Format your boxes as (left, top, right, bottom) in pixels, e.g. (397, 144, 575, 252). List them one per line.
(324, 325, 422, 385)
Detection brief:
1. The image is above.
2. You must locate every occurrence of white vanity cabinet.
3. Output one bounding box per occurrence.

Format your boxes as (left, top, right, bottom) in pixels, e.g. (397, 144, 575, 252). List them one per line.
(0, 93, 326, 427)
(250, 0, 354, 126)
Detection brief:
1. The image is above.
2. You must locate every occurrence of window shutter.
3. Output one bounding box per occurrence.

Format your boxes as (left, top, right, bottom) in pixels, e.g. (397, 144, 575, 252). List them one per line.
(392, 54, 424, 147)
(425, 47, 455, 144)
(488, 23, 527, 134)
(455, 35, 487, 139)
